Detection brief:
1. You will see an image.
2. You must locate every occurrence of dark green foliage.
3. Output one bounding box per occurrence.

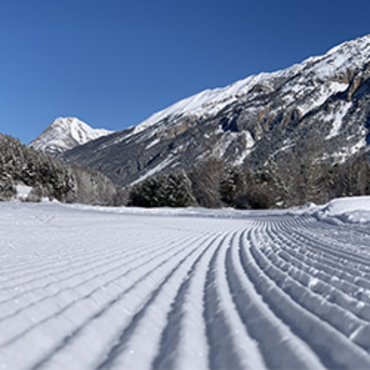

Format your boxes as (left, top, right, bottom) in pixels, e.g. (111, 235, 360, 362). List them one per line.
(128, 177, 162, 207)
(220, 165, 248, 207)
(163, 172, 196, 207)
(128, 170, 195, 208)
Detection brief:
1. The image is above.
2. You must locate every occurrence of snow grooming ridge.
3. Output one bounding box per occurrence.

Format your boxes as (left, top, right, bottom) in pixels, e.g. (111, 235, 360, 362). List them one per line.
(2, 198, 370, 368)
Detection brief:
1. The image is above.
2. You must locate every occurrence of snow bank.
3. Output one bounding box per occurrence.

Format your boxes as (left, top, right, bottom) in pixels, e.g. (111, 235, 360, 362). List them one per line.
(15, 184, 33, 201)
(298, 196, 370, 224)
(319, 197, 370, 224)
(322, 196, 370, 215)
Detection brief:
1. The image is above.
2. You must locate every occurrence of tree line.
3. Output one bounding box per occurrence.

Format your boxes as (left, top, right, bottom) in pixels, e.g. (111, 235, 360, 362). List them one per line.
(0, 133, 120, 205)
(2, 131, 370, 209)
(126, 150, 370, 209)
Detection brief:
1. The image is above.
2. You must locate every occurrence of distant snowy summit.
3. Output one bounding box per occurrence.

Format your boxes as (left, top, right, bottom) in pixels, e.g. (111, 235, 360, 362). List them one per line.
(30, 117, 113, 156)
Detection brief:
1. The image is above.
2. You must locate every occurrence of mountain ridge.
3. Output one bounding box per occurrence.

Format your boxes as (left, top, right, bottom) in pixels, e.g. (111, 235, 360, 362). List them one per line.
(48, 34, 370, 187)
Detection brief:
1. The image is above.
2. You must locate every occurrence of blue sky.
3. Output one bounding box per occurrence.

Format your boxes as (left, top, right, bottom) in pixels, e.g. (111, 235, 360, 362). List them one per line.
(1, 0, 370, 144)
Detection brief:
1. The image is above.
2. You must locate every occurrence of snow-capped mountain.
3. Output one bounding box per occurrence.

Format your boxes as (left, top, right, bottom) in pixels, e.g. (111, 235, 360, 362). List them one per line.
(30, 117, 112, 155)
(62, 34, 370, 186)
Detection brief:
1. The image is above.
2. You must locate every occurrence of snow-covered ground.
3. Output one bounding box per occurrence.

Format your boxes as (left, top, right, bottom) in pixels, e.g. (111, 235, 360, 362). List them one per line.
(2, 198, 370, 369)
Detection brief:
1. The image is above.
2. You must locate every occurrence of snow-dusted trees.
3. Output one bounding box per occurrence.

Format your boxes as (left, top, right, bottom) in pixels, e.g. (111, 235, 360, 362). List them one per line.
(0, 133, 74, 201)
(0, 175, 16, 201)
(68, 165, 117, 205)
(0, 133, 118, 205)
(0, 134, 23, 200)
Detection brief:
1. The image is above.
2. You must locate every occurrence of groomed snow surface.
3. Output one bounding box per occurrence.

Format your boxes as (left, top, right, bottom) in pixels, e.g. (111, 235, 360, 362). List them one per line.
(2, 198, 370, 369)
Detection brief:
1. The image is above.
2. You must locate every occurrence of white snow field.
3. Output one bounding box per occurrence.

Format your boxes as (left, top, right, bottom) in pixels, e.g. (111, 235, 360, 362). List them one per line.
(2, 199, 370, 369)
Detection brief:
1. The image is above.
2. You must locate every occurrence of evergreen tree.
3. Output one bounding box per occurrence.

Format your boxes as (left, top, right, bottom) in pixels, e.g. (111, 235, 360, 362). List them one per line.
(128, 170, 195, 208)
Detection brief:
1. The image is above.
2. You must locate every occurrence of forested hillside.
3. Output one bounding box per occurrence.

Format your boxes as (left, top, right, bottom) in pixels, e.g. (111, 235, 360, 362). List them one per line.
(0, 133, 119, 205)
(127, 151, 370, 209)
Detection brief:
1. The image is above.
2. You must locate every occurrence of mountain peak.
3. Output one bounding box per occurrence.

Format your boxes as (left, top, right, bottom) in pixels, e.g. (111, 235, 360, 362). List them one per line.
(30, 117, 112, 156)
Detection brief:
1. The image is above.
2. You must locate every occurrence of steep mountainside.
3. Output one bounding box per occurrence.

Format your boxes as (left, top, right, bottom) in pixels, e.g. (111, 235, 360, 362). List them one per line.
(61, 35, 370, 187)
(30, 117, 112, 156)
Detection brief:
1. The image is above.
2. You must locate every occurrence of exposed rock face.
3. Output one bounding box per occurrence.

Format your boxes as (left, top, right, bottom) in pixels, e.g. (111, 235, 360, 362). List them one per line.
(30, 117, 112, 156)
(61, 35, 370, 187)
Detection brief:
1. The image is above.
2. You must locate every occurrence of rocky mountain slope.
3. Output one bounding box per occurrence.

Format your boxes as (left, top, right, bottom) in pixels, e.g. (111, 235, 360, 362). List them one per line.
(30, 117, 112, 156)
(60, 35, 370, 187)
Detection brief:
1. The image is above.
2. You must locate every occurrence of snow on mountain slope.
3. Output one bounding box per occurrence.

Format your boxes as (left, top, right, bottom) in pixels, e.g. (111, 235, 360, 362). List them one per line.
(2, 200, 370, 369)
(131, 34, 370, 137)
(61, 34, 370, 186)
(130, 72, 275, 136)
(30, 117, 112, 155)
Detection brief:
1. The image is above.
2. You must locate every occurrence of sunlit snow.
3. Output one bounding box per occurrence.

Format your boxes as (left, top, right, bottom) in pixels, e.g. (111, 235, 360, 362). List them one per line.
(2, 198, 370, 369)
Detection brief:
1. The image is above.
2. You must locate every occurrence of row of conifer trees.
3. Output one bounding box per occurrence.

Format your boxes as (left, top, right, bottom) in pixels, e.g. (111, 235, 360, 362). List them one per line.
(127, 150, 370, 209)
(0, 133, 118, 205)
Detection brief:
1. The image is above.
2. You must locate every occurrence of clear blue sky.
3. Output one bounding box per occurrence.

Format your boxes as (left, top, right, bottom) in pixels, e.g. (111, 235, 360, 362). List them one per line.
(1, 0, 370, 144)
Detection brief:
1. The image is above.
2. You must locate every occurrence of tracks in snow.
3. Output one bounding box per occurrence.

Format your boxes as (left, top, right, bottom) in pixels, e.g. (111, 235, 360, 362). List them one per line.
(1, 204, 370, 369)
